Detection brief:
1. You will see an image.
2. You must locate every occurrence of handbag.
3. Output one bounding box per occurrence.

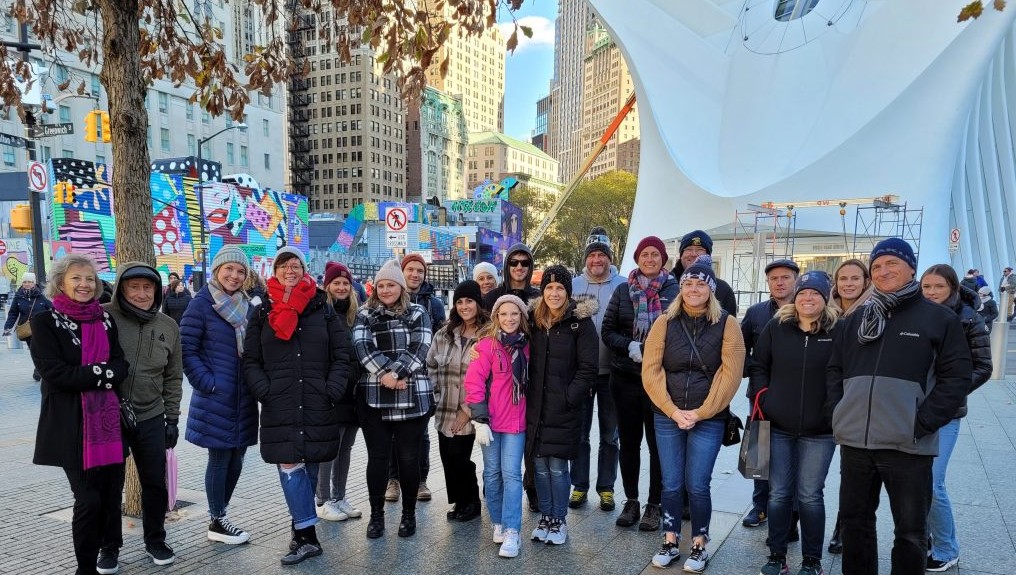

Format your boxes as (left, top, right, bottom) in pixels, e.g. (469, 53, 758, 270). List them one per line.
(15, 297, 37, 341)
(738, 388, 771, 480)
(119, 397, 137, 433)
(723, 412, 744, 447)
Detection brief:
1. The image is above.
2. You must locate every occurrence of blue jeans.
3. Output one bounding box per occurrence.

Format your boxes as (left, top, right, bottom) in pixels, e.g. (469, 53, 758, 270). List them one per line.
(929, 418, 960, 562)
(481, 431, 525, 531)
(535, 456, 572, 520)
(767, 429, 836, 558)
(278, 463, 320, 530)
(571, 373, 619, 492)
(654, 414, 724, 539)
(206, 447, 247, 519)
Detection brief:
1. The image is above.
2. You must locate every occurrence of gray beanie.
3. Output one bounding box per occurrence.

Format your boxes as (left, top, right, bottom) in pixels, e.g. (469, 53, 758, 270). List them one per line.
(211, 246, 250, 274)
(374, 259, 407, 290)
(273, 246, 306, 270)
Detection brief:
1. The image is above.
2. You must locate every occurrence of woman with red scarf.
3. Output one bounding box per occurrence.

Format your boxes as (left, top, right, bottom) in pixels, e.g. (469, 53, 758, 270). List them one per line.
(243, 247, 352, 566)
(30, 254, 129, 575)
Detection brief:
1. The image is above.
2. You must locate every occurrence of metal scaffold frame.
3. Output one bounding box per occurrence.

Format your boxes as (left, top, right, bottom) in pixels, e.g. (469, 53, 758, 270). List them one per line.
(853, 199, 924, 261)
(731, 205, 796, 309)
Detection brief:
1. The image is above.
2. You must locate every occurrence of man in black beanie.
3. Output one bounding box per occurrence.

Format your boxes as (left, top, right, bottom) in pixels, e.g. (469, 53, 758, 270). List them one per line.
(670, 230, 738, 317)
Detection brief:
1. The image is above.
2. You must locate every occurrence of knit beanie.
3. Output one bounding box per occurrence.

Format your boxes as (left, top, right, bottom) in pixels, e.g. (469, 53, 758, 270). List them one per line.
(541, 265, 573, 298)
(401, 253, 428, 273)
(273, 246, 306, 270)
(211, 245, 250, 275)
(324, 261, 352, 287)
(453, 280, 483, 305)
(472, 261, 500, 283)
(679, 255, 718, 293)
(764, 258, 800, 275)
(679, 230, 713, 256)
(584, 226, 614, 262)
(21, 272, 36, 283)
(794, 271, 832, 302)
(869, 238, 917, 272)
(492, 294, 527, 319)
(632, 235, 669, 266)
(374, 259, 407, 290)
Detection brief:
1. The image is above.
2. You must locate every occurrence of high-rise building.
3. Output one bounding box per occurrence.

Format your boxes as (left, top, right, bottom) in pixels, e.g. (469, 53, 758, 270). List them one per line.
(549, 0, 596, 182)
(406, 87, 468, 203)
(286, 7, 406, 217)
(531, 91, 554, 153)
(466, 132, 561, 198)
(581, 22, 639, 179)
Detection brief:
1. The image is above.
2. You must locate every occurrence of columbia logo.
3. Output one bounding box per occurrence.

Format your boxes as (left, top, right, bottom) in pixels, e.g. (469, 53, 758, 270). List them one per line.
(899, 331, 920, 338)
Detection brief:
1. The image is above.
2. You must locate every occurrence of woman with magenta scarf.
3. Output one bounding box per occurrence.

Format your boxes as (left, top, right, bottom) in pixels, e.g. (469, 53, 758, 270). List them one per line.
(31, 254, 129, 575)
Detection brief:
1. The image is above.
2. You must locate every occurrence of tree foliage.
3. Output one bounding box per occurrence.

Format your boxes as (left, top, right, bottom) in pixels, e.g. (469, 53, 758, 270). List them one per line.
(958, 0, 1007, 21)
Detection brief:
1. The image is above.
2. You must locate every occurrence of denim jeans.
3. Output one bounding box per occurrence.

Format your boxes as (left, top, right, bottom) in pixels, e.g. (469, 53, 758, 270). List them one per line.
(654, 414, 724, 539)
(316, 424, 358, 503)
(611, 369, 662, 505)
(767, 429, 836, 558)
(571, 373, 619, 492)
(928, 418, 961, 562)
(206, 446, 247, 519)
(481, 431, 525, 531)
(277, 462, 320, 530)
(839, 445, 932, 575)
(535, 456, 572, 520)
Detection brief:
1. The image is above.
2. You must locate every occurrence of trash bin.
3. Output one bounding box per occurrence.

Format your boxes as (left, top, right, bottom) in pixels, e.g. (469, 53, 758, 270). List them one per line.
(7, 334, 22, 350)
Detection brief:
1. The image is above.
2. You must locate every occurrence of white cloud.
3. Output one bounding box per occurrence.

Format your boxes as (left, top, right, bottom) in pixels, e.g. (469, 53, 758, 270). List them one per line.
(497, 16, 555, 52)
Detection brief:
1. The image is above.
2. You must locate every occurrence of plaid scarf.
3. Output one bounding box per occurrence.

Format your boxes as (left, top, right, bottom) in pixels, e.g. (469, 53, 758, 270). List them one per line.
(857, 279, 921, 344)
(498, 330, 528, 405)
(629, 269, 668, 342)
(208, 279, 250, 356)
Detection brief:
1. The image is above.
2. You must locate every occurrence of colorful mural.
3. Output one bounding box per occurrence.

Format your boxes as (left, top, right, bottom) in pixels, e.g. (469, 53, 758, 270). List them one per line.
(471, 176, 519, 200)
(47, 158, 308, 281)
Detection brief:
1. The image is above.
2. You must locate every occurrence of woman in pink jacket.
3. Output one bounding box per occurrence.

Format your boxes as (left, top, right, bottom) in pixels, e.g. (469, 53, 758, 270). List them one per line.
(465, 294, 530, 559)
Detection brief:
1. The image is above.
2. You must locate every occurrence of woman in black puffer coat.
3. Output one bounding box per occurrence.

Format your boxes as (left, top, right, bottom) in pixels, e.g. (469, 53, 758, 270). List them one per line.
(161, 280, 192, 325)
(526, 266, 598, 546)
(243, 248, 351, 566)
(919, 265, 992, 571)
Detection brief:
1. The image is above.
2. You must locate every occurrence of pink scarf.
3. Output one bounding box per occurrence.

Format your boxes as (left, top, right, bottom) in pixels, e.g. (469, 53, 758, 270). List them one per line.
(53, 293, 122, 470)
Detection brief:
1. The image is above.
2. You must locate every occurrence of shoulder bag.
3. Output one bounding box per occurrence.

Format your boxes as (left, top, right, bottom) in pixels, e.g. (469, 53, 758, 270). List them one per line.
(15, 297, 37, 341)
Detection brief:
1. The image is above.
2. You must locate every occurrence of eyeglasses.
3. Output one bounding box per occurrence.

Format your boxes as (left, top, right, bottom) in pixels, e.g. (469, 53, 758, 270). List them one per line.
(508, 259, 531, 268)
(278, 263, 303, 272)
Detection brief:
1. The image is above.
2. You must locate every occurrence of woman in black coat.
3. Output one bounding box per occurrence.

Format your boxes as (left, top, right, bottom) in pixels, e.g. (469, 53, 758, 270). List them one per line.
(4, 271, 53, 380)
(161, 279, 192, 325)
(920, 265, 993, 571)
(243, 248, 351, 566)
(526, 266, 598, 546)
(31, 254, 129, 575)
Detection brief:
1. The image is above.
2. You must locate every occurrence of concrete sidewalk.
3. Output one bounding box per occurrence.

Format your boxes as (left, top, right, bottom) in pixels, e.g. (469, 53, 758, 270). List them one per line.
(0, 333, 1014, 574)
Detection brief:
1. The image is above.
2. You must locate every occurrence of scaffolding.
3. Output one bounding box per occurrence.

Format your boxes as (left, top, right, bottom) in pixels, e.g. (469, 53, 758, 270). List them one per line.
(853, 199, 924, 261)
(285, 2, 314, 199)
(731, 204, 797, 310)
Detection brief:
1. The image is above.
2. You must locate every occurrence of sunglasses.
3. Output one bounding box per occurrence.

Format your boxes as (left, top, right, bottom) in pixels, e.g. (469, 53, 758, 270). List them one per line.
(508, 259, 531, 268)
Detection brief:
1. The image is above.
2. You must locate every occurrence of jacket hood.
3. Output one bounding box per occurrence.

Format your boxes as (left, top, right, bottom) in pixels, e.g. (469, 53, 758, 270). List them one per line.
(527, 296, 598, 321)
(501, 243, 535, 286)
(111, 261, 164, 312)
(414, 280, 436, 297)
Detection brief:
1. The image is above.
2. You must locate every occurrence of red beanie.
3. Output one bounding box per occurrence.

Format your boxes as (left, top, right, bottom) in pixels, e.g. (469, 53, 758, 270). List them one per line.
(324, 261, 352, 287)
(401, 254, 427, 273)
(633, 236, 669, 266)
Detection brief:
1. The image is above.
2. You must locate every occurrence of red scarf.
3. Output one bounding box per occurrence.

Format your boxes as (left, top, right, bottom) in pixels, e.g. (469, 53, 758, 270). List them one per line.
(266, 274, 317, 340)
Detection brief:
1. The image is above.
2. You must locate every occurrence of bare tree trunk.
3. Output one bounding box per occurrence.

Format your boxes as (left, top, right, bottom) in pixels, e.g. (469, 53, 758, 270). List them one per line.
(97, 0, 153, 517)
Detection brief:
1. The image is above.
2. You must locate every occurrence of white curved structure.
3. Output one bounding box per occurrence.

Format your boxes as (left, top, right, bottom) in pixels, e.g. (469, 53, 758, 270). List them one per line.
(590, 0, 1016, 277)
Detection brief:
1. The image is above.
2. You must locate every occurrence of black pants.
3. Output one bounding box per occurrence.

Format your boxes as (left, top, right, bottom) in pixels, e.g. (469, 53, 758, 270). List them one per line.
(610, 369, 661, 505)
(361, 408, 427, 516)
(126, 415, 168, 546)
(64, 464, 125, 575)
(388, 414, 432, 482)
(839, 446, 932, 575)
(438, 433, 480, 506)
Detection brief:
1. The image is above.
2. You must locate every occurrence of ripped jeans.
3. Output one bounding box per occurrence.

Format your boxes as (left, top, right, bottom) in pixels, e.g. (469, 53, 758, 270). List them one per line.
(278, 463, 320, 530)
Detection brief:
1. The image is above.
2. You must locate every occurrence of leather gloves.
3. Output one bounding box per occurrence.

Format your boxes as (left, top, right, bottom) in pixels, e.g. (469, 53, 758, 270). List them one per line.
(165, 418, 179, 449)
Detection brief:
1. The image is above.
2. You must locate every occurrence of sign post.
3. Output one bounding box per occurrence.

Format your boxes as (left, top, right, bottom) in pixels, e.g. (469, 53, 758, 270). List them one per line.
(949, 228, 960, 253)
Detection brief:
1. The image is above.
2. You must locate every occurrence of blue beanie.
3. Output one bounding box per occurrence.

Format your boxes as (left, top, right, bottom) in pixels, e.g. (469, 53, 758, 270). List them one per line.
(794, 271, 832, 302)
(679, 255, 718, 293)
(870, 238, 917, 271)
(679, 230, 713, 255)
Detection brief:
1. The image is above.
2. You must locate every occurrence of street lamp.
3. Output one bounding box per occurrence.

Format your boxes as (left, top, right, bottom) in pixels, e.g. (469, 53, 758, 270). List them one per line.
(195, 122, 246, 289)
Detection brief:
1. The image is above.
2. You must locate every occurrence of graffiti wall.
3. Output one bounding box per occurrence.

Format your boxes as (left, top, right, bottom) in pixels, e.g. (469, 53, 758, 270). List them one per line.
(47, 158, 308, 281)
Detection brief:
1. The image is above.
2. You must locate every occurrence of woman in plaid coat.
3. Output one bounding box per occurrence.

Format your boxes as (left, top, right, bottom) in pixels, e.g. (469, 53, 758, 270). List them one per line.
(353, 259, 434, 540)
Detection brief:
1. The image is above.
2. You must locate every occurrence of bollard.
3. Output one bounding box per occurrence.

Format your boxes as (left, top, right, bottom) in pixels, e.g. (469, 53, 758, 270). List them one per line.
(990, 290, 1011, 380)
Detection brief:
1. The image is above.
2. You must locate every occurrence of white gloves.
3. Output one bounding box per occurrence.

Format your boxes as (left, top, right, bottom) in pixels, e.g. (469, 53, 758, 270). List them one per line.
(628, 341, 643, 363)
(473, 422, 493, 447)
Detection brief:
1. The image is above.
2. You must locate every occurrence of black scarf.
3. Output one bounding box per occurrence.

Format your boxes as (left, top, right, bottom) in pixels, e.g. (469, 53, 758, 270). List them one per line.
(857, 279, 921, 344)
(116, 291, 157, 323)
(498, 330, 528, 405)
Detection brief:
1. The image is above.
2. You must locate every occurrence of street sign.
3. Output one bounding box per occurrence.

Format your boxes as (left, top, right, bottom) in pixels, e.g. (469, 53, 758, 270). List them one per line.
(385, 207, 409, 232)
(949, 227, 960, 253)
(0, 239, 8, 258)
(0, 132, 27, 149)
(27, 161, 47, 192)
(386, 232, 408, 248)
(27, 123, 74, 138)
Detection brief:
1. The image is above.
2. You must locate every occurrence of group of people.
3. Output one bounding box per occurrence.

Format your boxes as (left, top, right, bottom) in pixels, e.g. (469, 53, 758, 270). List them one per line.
(27, 224, 992, 575)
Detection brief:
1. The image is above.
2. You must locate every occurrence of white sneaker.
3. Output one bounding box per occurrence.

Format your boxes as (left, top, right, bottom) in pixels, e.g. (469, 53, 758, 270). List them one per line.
(531, 515, 550, 542)
(545, 519, 567, 545)
(316, 500, 348, 521)
(334, 499, 362, 518)
(683, 544, 710, 573)
(493, 523, 505, 543)
(498, 529, 521, 558)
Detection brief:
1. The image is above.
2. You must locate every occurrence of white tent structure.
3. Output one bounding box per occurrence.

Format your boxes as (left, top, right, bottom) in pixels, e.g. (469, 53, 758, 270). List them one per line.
(591, 0, 1016, 280)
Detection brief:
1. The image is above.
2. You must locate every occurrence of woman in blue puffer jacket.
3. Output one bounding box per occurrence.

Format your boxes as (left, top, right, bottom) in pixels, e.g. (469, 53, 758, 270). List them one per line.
(181, 247, 259, 546)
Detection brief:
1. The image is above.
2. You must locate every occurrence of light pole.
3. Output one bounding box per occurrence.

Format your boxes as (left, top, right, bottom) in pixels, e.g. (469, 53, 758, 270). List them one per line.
(195, 122, 246, 289)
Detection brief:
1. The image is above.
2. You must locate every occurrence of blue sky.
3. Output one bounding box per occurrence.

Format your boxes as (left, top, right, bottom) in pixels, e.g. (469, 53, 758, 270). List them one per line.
(497, 0, 557, 141)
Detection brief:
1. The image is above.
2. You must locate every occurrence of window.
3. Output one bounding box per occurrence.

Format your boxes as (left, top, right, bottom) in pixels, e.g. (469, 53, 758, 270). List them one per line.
(95, 154, 105, 165)
(160, 128, 170, 151)
(263, 119, 270, 137)
(263, 153, 270, 169)
(2, 145, 14, 166)
(90, 75, 101, 97)
(63, 149, 74, 158)
(158, 92, 168, 113)
(202, 110, 210, 124)
(774, 0, 820, 21)
(186, 104, 193, 121)
(40, 146, 51, 161)
(240, 145, 248, 168)
(187, 134, 196, 156)
(55, 65, 68, 84)
(59, 105, 71, 123)
(226, 143, 235, 164)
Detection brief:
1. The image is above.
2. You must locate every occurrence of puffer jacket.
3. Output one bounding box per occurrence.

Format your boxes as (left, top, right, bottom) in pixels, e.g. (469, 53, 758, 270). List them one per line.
(410, 281, 446, 334)
(428, 324, 480, 436)
(601, 274, 679, 375)
(526, 298, 599, 459)
(464, 334, 529, 434)
(180, 286, 258, 450)
(161, 289, 192, 325)
(4, 285, 51, 330)
(243, 290, 352, 464)
(950, 287, 993, 418)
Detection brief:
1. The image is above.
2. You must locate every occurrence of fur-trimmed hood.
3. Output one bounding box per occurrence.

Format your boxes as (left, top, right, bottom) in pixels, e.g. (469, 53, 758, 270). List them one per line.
(527, 296, 599, 320)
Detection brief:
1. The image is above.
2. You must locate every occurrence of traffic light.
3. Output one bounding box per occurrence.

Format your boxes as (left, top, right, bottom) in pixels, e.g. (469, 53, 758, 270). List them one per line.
(100, 111, 110, 142)
(10, 205, 31, 233)
(84, 110, 110, 143)
(52, 182, 75, 204)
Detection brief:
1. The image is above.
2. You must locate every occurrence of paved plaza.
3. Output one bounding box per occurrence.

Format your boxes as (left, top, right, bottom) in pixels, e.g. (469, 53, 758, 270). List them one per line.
(2, 329, 1016, 574)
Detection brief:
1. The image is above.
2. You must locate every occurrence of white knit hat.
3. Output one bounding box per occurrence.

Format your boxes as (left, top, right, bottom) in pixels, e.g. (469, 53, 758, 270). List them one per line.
(374, 259, 407, 290)
(472, 262, 500, 282)
(21, 272, 36, 283)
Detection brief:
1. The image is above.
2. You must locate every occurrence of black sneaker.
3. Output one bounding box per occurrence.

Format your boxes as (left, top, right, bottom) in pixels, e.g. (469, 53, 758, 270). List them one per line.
(280, 540, 322, 565)
(145, 542, 175, 566)
(798, 555, 826, 575)
(639, 503, 661, 531)
(925, 557, 958, 572)
(208, 516, 250, 544)
(616, 499, 640, 527)
(760, 554, 789, 575)
(96, 548, 119, 575)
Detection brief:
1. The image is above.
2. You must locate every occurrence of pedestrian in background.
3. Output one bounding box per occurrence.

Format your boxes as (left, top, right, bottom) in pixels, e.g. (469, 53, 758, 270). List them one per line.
(4, 271, 52, 381)
(978, 286, 999, 330)
(473, 262, 500, 297)
(161, 279, 191, 325)
(180, 246, 258, 545)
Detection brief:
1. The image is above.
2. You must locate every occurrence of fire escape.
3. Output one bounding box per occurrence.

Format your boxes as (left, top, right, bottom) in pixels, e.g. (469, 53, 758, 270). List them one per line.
(286, 1, 314, 199)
